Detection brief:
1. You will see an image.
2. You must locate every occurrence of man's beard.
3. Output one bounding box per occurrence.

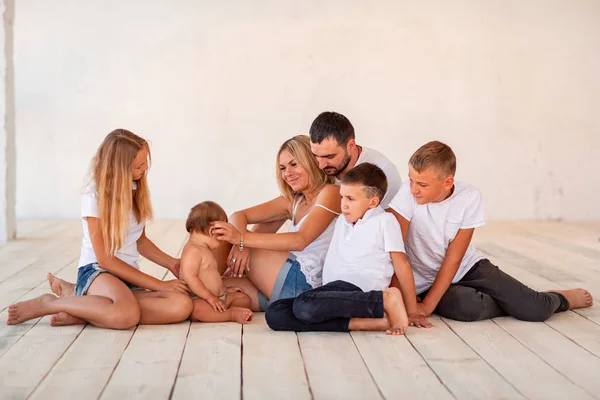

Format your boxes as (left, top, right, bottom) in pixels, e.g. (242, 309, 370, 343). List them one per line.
(324, 152, 352, 177)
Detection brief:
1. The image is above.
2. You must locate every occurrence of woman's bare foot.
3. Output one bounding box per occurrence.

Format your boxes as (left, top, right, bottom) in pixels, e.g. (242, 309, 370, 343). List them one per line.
(47, 273, 75, 297)
(551, 289, 593, 309)
(50, 312, 86, 327)
(383, 287, 409, 335)
(229, 307, 253, 324)
(6, 294, 57, 325)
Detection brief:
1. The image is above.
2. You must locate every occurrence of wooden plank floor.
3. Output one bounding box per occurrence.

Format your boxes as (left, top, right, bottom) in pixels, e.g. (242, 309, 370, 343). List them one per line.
(0, 220, 599, 400)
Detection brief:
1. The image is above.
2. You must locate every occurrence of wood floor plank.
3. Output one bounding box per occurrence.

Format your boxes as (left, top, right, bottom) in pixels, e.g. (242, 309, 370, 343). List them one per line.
(298, 331, 383, 400)
(172, 322, 241, 400)
(351, 331, 453, 400)
(494, 316, 600, 396)
(0, 220, 81, 285)
(29, 326, 134, 400)
(406, 316, 524, 399)
(444, 318, 594, 400)
(242, 313, 310, 400)
(99, 323, 190, 400)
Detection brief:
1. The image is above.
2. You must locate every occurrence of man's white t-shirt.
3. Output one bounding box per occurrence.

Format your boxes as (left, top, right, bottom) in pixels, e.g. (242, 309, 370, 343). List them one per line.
(322, 206, 405, 292)
(78, 181, 145, 269)
(336, 146, 402, 209)
(389, 181, 486, 294)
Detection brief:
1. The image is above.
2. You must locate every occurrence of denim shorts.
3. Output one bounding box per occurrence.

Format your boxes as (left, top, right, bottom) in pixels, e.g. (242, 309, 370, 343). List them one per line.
(75, 262, 145, 296)
(257, 254, 312, 311)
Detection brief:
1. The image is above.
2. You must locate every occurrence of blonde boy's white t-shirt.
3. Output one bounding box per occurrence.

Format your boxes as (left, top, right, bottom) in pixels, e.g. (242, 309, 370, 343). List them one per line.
(78, 181, 145, 269)
(389, 181, 486, 294)
(322, 206, 405, 292)
(335, 147, 402, 209)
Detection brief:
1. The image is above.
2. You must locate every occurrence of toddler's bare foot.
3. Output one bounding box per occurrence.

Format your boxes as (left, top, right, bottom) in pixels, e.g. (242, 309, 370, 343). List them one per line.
(50, 312, 86, 326)
(6, 294, 57, 325)
(230, 307, 253, 324)
(552, 289, 593, 309)
(383, 288, 409, 335)
(47, 273, 75, 297)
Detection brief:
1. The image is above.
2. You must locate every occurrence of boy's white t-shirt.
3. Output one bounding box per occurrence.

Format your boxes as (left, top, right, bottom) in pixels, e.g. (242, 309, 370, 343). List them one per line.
(335, 146, 402, 209)
(78, 181, 145, 269)
(322, 206, 405, 292)
(389, 181, 486, 294)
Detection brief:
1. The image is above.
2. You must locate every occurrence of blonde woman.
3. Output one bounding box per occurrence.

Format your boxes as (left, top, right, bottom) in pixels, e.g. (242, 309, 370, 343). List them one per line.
(210, 135, 341, 312)
(7, 129, 193, 328)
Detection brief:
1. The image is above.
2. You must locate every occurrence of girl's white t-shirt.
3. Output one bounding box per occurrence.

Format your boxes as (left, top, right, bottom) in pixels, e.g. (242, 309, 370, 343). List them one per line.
(77, 182, 145, 269)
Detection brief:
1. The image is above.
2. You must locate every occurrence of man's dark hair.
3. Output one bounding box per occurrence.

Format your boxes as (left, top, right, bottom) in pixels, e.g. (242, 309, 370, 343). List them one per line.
(341, 163, 388, 201)
(309, 111, 355, 146)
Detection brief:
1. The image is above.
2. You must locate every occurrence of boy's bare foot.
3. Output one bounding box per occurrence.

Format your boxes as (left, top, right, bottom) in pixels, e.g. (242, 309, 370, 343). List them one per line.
(383, 287, 409, 335)
(6, 294, 57, 325)
(50, 312, 86, 327)
(230, 307, 253, 324)
(47, 273, 75, 297)
(348, 316, 390, 331)
(552, 289, 593, 309)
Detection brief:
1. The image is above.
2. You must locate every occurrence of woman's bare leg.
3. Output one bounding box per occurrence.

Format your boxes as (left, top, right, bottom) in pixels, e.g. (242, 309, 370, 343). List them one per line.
(7, 273, 140, 329)
(222, 276, 261, 311)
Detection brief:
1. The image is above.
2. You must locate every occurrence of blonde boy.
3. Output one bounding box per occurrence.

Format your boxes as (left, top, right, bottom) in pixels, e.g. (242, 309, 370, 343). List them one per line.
(389, 141, 593, 321)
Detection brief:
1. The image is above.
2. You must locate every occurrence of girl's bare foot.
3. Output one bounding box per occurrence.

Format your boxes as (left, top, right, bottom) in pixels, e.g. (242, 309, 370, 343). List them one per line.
(383, 287, 409, 335)
(552, 289, 593, 309)
(47, 273, 75, 297)
(6, 294, 57, 325)
(229, 307, 253, 324)
(50, 312, 86, 326)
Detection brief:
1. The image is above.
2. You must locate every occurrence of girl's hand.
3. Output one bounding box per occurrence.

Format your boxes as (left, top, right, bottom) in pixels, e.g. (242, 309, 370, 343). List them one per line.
(210, 222, 241, 245)
(166, 258, 181, 278)
(159, 279, 189, 294)
(206, 295, 227, 312)
(225, 245, 251, 278)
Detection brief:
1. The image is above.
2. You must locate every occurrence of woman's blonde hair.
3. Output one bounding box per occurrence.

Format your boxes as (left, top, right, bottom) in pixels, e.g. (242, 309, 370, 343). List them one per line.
(276, 135, 333, 200)
(91, 129, 153, 256)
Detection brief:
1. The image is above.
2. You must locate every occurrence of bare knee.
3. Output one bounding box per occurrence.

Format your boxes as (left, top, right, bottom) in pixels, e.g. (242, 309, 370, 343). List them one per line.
(165, 292, 194, 322)
(107, 303, 141, 329)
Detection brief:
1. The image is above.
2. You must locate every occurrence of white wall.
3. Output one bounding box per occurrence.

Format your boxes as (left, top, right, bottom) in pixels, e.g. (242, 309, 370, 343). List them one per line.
(14, 0, 600, 220)
(1, 0, 15, 241)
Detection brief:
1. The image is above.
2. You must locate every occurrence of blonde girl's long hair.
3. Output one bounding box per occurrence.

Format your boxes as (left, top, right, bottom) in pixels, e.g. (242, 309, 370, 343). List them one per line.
(91, 129, 153, 256)
(275, 135, 333, 201)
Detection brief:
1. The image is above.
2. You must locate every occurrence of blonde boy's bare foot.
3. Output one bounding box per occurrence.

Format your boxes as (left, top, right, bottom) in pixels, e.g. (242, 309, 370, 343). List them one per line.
(552, 289, 593, 309)
(230, 307, 253, 324)
(50, 312, 86, 326)
(383, 287, 409, 335)
(6, 294, 57, 325)
(47, 273, 75, 297)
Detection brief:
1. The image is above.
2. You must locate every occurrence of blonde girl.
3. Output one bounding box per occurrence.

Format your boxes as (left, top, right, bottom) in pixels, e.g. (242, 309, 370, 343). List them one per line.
(7, 129, 193, 328)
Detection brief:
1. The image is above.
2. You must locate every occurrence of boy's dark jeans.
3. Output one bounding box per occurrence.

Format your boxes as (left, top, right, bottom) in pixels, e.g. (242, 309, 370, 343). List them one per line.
(266, 280, 385, 332)
(421, 258, 569, 322)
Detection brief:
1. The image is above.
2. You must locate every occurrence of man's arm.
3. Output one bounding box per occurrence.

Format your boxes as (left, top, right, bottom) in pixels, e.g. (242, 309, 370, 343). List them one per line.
(418, 228, 475, 316)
